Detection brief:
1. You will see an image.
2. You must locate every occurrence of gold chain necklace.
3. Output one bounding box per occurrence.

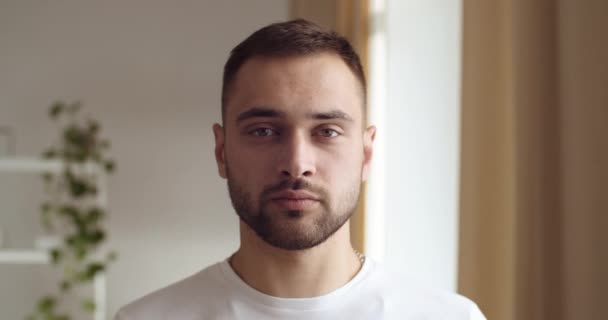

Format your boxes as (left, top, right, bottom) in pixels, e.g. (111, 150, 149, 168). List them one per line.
(353, 248, 366, 265)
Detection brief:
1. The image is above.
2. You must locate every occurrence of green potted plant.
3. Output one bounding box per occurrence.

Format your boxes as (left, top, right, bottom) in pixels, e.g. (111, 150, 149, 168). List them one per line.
(27, 101, 117, 320)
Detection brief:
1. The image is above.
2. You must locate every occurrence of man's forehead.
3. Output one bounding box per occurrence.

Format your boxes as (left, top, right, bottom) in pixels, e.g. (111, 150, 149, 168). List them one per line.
(235, 53, 352, 87)
(225, 54, 364, 124)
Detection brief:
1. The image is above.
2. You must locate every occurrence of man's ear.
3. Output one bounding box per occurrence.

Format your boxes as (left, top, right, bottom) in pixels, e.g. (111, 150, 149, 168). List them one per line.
(361, 125, 377, 182)
(213, 123, 227, 179)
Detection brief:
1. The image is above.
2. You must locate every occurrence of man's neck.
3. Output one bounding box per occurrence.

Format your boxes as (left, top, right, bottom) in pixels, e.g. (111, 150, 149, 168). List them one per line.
(229, 221, 363, 298)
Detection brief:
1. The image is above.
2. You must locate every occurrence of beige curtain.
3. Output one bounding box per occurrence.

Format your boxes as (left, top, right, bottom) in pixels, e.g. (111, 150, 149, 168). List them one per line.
(290, 0, 369, 254)
(458, 1, 608, 320)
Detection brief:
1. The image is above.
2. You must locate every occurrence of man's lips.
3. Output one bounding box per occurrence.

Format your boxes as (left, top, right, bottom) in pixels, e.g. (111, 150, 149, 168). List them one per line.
(270, 190, 320, 201)
(269, 190, 320, 211)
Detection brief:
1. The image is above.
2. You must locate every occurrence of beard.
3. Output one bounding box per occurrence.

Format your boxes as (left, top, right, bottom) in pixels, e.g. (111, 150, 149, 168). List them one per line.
(226, 169, 361, 251)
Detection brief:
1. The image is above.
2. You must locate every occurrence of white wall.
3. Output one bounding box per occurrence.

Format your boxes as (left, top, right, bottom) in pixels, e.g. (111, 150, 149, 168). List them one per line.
(0, 0, 288, 318)
(367, 0, 462, 291)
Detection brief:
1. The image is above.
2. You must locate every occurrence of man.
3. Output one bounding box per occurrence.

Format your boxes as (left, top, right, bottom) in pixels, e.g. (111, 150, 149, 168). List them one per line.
(115, 19, 486, 319)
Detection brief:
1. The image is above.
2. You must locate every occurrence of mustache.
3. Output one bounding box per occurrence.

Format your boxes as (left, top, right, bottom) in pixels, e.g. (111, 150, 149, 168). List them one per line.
(261, 178, 327, 200)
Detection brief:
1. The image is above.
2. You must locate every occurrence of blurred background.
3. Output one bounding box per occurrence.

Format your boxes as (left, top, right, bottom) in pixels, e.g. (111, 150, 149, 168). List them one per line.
(0, 1, 606, 320)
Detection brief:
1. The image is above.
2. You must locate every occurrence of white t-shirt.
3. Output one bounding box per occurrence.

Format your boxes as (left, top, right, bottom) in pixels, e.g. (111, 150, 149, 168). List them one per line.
(115, 258, 486, 320)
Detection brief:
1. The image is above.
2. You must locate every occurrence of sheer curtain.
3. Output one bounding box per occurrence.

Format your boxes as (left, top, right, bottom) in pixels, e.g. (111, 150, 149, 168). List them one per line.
(458, 1, 608, 320)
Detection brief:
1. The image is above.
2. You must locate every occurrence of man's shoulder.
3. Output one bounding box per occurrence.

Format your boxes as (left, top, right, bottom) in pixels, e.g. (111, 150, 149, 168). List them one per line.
(388, 284, 485, 319)
(364, 261, 486, 319)
(114, 262, 225, 320)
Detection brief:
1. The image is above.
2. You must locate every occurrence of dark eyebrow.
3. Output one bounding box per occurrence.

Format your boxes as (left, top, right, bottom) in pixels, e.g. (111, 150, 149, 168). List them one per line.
(307, 110, 353, 122)
(236, 107, 285, 123)
(236, 107, 353, 123)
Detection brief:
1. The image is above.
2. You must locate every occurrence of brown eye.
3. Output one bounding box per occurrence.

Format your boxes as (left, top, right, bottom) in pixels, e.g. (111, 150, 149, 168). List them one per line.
(250, 128, 277, 137)
(315, 128, 340, 138)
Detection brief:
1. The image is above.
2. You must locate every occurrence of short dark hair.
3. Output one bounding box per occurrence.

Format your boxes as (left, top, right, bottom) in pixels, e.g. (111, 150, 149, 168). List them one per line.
(221, 19, 366, 120)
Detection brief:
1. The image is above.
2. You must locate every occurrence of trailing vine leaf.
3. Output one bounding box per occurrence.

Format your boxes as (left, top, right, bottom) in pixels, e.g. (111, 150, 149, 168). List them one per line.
(49, 102, 64, 119)
(37, 296, 56, 313)
(29, 101, 117, 320)
(63, 169, 95, 198)
(86, 262, 105, 279)
(104, 160, 116, 173)
(85, 207, 104, 224)
(59, 280, 71, 293)
(87, 119, 100, 135)
(42, 149, 57, 159)
(81, 299, 96, 312)
(50, 249, 62, 265)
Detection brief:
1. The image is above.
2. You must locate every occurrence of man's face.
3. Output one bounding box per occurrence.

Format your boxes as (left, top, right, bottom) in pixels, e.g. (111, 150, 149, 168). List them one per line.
(213, 52, 375, 250)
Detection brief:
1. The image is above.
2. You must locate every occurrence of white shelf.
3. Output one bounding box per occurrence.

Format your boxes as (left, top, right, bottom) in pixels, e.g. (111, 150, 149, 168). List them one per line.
(0, 158, 62, 172)
(0, 156, 108, 207)
(0, 157, 108, 320)
(0, 249, 49, 264)
(0, 157, 101, 174)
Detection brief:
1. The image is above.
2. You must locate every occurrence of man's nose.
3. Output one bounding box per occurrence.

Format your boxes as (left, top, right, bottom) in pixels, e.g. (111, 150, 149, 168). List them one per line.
(278, 131, 316, 179)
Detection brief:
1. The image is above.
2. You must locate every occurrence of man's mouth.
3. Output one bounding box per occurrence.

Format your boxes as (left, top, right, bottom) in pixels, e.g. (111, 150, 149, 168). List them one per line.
(269, 190, 320, 211)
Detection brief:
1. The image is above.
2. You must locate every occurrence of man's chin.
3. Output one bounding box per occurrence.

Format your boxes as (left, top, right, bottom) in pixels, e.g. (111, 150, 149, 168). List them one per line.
(261, 204, 324, 220)
(241, 217, 326, 250)
(260, 232, 326, 251)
